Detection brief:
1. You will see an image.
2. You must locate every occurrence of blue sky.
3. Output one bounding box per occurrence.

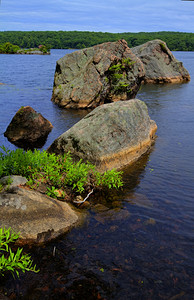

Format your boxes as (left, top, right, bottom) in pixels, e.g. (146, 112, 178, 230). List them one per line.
(0, 0, 194, 33)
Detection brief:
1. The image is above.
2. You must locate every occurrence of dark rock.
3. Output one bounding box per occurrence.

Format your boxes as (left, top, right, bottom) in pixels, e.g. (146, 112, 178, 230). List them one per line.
(48, 99, 157, 171)
(79, 201, 91, 209)
(51, 39, 145, 109)
(0, 187, 81, 245)
(4, 106, 53, 149)
(94, 208, 131, 224)
(132, 39, 190, 83)
(126, 192, 153, 208)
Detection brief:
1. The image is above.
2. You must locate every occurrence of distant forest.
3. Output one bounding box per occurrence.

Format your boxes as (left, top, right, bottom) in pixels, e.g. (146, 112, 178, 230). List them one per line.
(0, 31, 194, 51)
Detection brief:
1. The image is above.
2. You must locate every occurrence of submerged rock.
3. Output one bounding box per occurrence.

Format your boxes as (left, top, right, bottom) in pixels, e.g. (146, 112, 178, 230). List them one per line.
(48, 99, 157, 172)
(4, 106, 53, 149)
(131, 39, 190, 83)
(126, 192, 153, 208)
(94, 208, 131, 224)
(51, 39, 145, 109)
(0, 186, 81, 245)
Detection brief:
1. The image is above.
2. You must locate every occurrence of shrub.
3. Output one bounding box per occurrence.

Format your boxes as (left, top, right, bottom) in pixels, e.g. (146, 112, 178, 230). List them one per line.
(0, 146, 123, 196)
(95, 169, 123, 189)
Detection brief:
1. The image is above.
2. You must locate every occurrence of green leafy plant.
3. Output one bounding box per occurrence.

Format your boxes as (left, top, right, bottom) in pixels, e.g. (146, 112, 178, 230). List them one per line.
(46, 186, 59, 198)
(0, 146, 123, 197)
(122, 57, 136, 67)
(95, 169, 123, 189)
(108, 63, 122, 72)
(0, 227, 39, 278)
(106, 58, 136, 95)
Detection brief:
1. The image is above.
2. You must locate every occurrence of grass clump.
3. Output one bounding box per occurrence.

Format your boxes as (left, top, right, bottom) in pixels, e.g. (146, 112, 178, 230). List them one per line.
(0, 146, 123, 197)
(0, 227, 39, 278)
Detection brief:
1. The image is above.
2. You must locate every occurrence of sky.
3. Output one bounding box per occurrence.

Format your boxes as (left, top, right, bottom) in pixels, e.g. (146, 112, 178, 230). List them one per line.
(0, 0, 194, 33)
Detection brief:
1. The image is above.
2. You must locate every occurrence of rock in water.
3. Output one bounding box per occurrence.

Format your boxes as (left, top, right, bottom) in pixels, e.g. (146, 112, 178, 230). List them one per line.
(0, 187, 81, 244)
(4, 106, 53, 149)
(48, 99, 157, 172)
(51, 40, 145, 109)
(132, 39, 190, 83)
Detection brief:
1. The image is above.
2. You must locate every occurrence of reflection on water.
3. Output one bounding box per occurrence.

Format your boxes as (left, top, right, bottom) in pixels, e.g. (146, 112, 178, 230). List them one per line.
(0, 51, 194, 299)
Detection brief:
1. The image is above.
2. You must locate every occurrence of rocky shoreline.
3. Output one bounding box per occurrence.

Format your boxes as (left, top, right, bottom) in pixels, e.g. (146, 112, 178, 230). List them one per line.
(1, 38, 190, 245)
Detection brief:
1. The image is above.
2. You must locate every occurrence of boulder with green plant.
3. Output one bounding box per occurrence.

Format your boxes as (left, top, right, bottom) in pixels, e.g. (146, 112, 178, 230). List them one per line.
(48, 99, 157, 171)
(51, 39, 144, 109)
(0, 145, 123, 243)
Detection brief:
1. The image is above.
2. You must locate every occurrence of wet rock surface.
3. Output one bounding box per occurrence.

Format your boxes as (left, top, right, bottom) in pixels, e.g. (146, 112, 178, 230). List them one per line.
(51, 39, 145, 109)
(48, 99, 157, 171)
(4, 106, 53, 149)
(132, 39, 190, 83)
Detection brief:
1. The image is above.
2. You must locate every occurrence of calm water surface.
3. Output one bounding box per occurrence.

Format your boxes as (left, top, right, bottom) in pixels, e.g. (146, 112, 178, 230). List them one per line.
(0, 50, 193, 299)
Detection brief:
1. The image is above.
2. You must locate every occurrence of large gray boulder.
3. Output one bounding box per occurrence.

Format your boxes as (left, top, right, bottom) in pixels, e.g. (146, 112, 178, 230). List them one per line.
(0, 185, 81, 245)
(131, 39, 190, 83)
(51, 40, 145, 109)
(48, 99, 157, 172)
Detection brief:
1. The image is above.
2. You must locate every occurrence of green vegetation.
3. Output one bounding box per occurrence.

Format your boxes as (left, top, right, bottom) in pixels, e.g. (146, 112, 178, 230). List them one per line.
(0, 146, 123, 196)
(0, 227, 39, 278)
(159, 42, 168, 53)
(0, 42, 20, 54)
(106, 58, 136, 94)
(39, 44, 49, 53)
(0, 31, 194, 51)
(0, 42, 50, 54)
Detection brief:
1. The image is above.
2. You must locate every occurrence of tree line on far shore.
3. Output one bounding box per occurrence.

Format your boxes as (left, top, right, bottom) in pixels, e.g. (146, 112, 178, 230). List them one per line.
(0, 31, 194, 51)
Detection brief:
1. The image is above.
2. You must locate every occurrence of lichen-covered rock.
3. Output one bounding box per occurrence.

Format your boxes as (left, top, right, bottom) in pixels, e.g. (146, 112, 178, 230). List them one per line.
(4, 106, 53, 149)
(0, 186, 81, 245)
(48, 99, 157, 172)
(131, 39, 190, 83)
(51, 40, 145, 109)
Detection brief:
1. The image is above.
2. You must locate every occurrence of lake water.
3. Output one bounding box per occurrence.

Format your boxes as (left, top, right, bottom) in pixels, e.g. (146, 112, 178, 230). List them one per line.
(0, 50, 194, 299)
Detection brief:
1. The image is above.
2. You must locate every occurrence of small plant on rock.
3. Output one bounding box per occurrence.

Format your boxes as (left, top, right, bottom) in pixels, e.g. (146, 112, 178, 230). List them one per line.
(106, 57, 136, 95)
(0, 146, 123, 199)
